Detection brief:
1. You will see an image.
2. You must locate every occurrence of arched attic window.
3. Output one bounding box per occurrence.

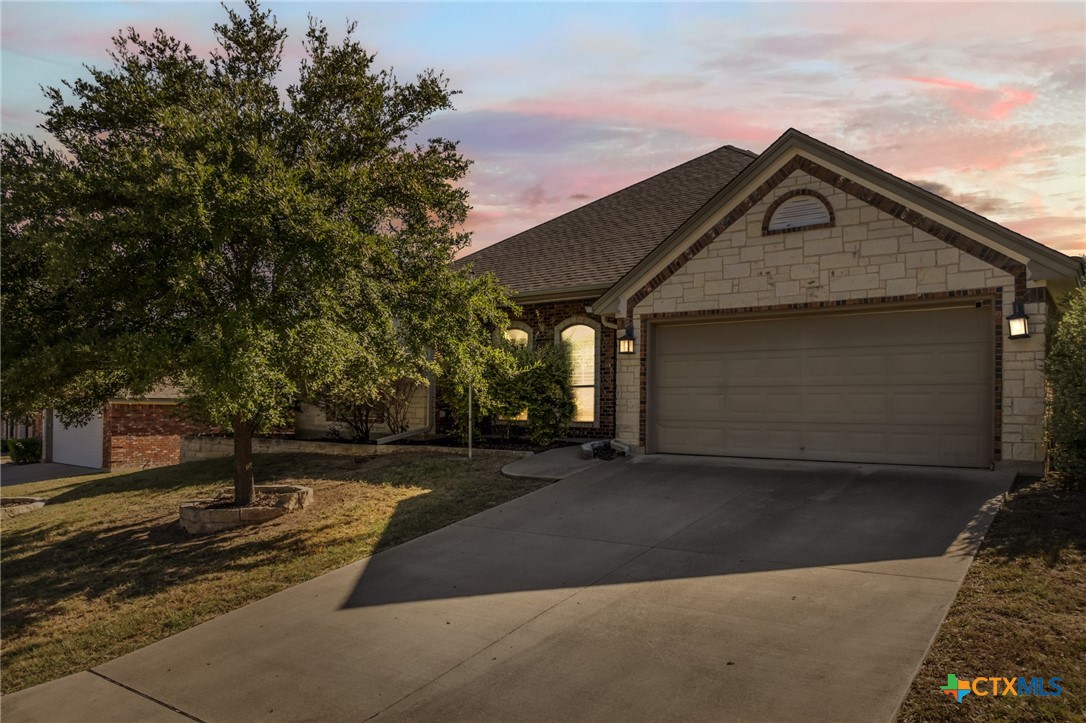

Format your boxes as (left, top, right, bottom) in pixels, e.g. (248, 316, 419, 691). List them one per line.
(762, 190, 834, 235)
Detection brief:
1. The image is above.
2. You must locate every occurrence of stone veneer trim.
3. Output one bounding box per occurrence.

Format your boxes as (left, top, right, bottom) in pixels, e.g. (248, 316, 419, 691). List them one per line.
(624, 155, 1028, 319)
(637, 288, 1006, 465)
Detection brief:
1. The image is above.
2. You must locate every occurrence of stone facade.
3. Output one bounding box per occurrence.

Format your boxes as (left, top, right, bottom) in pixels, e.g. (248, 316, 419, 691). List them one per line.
(103, 402, 214, 470)
(615, 168, 1049, 469)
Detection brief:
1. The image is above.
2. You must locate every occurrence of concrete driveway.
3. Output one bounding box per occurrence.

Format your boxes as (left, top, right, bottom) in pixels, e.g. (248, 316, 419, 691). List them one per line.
(1, 462, 102, 487)
(2, 455, 1013, 722)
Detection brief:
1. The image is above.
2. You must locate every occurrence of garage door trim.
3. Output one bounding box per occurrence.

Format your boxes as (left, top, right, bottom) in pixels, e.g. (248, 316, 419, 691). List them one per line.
(643, 295, 1000, 467)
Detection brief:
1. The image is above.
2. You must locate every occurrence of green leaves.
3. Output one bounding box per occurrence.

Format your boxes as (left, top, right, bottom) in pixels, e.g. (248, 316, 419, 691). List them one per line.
(1047, 286, 1086, 481)
(0, 2, 507, 446)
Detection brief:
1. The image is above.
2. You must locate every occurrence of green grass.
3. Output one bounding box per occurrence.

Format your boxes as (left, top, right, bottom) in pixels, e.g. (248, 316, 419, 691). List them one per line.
(897, 475, 1086, 721)
(0, 451, 551, 694)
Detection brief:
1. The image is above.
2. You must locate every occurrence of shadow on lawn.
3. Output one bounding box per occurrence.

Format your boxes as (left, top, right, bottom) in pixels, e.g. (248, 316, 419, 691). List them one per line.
(981, 475, 1086, 566)
(1, 453, 467, 636)
(343, 460, 1014, 609)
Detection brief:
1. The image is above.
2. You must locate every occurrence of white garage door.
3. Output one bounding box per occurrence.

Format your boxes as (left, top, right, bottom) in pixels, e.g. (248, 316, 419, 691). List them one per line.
(651, 305, 993, 467)
(52, 412, 104, 468)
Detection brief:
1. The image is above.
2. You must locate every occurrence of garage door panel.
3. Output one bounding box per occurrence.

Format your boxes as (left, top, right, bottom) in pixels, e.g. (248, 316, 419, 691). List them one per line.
(652, 307, 992, 467)
(52, 412, 103, 468)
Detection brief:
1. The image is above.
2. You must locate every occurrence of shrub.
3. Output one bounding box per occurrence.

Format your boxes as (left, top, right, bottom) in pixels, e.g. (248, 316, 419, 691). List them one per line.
(8, 437, 41, 464)
(1047, 285, 1086, 482)
(522, 341, 576, 447)
(445, 338, 575, 448)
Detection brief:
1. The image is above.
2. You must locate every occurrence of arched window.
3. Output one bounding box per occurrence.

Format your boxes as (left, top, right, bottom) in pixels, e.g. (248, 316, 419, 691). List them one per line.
(559, 322, 598, 423)
(504, 328, 530, 345)
(762, 190, 834, 234)
(501, 324, 532, 420)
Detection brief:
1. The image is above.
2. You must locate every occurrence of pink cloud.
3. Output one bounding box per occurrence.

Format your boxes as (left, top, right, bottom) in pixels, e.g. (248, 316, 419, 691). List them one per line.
(903, 76, 1036, 120)
(1004, 216, 1086, 255)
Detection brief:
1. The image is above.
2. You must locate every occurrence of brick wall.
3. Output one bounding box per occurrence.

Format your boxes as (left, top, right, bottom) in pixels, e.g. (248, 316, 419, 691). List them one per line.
(616, 167, 1048, 468)
(510, 298, 617, 439)
(104, 403, 215, 470)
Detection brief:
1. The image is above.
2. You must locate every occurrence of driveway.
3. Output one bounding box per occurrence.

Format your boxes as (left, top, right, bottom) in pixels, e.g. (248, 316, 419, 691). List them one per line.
(2, 455, 1012, 722)
(1, 461, 102, 487)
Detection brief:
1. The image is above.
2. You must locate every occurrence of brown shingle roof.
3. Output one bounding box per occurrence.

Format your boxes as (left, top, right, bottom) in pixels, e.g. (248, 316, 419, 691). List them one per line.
(458, 144, 758, 295)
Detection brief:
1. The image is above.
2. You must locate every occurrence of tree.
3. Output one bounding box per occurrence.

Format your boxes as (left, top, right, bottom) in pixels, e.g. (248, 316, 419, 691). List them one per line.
(1, 1, 512, 504)
(444, 335, 575, 447)
(1047, 285, 1086, 481)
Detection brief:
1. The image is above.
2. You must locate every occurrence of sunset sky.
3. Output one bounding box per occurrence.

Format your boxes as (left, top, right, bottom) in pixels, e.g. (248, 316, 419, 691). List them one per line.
(2, 2, 1083, 256)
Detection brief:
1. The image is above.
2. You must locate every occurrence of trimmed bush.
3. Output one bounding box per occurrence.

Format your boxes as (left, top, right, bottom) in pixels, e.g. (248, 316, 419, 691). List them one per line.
(522, 341, 576, 447)
(8, 438, 42, 465)
(1047, 286, 1086, 482)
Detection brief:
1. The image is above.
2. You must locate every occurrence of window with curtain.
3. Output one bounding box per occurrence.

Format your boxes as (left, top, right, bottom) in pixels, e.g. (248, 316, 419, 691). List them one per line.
(561, 324, 597, 423)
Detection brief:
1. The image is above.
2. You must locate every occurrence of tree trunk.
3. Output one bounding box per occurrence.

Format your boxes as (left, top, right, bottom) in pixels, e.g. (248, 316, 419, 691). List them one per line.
(233, 414, 255, 506)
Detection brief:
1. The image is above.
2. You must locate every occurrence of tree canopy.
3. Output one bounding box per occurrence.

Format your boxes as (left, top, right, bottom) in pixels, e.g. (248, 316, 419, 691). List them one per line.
(1, 1, 512, 502)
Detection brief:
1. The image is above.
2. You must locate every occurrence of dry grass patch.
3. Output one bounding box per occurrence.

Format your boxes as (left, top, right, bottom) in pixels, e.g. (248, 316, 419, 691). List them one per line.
(898, 475, 1086, 721)
(0, 451, 550, 694)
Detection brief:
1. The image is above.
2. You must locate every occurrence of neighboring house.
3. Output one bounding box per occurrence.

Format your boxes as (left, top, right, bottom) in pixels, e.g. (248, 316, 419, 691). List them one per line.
(44, 387, 211, 470)
(454, 128, 1082, 473)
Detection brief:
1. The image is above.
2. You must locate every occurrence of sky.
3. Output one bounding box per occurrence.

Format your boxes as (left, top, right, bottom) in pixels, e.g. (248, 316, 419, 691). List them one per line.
(2, 2, 1084, 257)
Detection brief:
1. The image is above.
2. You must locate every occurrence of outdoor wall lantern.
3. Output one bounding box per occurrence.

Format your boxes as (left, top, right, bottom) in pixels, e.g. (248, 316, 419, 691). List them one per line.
(1006, 301, 1031, 340)
(618, 322, 636, 354)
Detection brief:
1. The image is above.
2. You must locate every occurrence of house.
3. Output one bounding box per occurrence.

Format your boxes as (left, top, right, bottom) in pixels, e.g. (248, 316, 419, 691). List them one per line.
(44, 388, 211, 470)
(449, 128, 1082, 472)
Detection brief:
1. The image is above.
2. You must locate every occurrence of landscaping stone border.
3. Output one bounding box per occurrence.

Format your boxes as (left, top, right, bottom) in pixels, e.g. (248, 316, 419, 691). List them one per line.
(1, 497, 47, 518)
(179, 484, 314, 535)
(180, 436, 533, 464)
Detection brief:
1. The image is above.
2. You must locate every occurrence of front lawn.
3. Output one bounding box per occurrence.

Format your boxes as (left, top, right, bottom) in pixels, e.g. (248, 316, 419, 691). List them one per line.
(0, 451, 551, 694)
(897, 475, 1086, 721)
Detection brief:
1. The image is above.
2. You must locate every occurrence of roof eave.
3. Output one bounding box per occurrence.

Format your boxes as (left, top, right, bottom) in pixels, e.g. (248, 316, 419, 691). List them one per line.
(512, 283, 613, 305)
(595, 128, 1082, 315)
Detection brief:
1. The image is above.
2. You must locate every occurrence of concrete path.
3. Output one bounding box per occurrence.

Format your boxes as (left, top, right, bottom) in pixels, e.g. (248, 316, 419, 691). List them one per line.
(0, 462, 101, 487)
(1, 455, 1013, 722)
(501, 444, 602, 480)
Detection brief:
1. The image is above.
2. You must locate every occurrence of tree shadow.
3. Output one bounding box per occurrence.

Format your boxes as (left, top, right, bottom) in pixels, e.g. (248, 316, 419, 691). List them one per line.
(1, 453, 443, 637)
(979, 475, 1085, 567)
(343, 460, 1013, 609)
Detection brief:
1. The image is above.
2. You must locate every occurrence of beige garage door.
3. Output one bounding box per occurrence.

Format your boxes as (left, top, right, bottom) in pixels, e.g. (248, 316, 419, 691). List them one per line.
(651, 305, 993, 467)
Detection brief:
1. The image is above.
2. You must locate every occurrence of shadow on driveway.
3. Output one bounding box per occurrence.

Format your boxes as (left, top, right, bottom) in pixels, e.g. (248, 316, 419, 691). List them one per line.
(1, 462, 101, 487)
(343, 456, 1010, 609)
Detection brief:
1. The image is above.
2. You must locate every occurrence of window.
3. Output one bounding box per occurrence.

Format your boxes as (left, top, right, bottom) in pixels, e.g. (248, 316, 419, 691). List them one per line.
(504, 328, 529, 345)
(763, 191, 834, 234)
(502, 326, 531, 420)
(560, 323, 597, 423)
